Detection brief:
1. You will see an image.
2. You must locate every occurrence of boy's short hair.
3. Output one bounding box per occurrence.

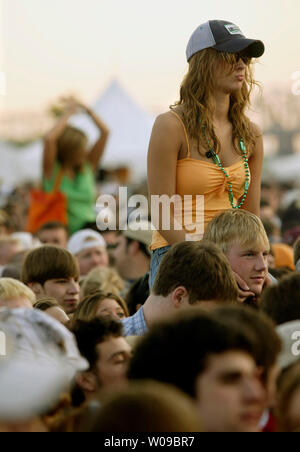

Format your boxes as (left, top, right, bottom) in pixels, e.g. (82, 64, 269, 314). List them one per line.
(152, 241, 239, 303)
(71, 317, 123, 370)
(213, 306, 281, 385)
(129, 308, 259, 398)
(34, 298, 60, 311)
(21, 245, 79, 285)
(0, 278, 36, 305)
(38, 221, 69, 234)
(203, 210, 270, 255)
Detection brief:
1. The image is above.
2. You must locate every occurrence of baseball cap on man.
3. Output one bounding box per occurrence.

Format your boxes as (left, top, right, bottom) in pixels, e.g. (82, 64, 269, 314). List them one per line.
(68, 229, 107, 256)
(186, 20, 265, 62)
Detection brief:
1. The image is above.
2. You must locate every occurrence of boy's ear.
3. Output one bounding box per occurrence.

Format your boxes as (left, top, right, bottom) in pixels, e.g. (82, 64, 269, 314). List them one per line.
(171, 286, 189, 308)
(27, 282, 44, 296)
(76, 372, 97, 394)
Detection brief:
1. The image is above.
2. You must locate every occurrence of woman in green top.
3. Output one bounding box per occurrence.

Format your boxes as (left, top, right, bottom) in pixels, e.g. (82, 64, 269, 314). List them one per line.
(43, 99, 109, 234)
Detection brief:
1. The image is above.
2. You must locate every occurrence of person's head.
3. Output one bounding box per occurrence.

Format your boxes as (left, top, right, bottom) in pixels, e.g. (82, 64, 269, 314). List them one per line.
(294, 236, 300, 270)
(0, 237, 23, 266)
(37, 222, 69, 248)
(173, 20, 263, 158)
(213, 306, 281, 409)
(57, 126, 87, 170)
(34, 298, 69, 325)
(261, 273, 300, 326)
(152, 241, 239, 309)
(68, 229, 109, 276)
(129, 309, 265, 432)
(126, 273, 150, 316)
(72, 318, 132, 402)
(21, 246, 80, 315)
(112, 223, 152, 280)
(71, 291, 129, 327)
(80, 267, 125, 299)
(88, 381, 201, 432)
(0, 278, 35, 309)
(0, 210, 11, 236)
(262, 218, 281, 244)
(203, 210, 270, 296)
(1, 265, 22, 281)
(277, 365, 300, 432)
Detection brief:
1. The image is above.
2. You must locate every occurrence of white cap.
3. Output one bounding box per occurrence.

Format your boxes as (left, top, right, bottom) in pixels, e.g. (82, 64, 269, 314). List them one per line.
(0, 308, 88, 421)
(11, 232, 41, 250)
(67, 229, 107, 256)
(276, 320, 300, 370)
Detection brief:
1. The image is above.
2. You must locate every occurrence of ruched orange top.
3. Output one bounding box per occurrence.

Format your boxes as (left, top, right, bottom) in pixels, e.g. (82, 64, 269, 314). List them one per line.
(150, 111, 251, 251)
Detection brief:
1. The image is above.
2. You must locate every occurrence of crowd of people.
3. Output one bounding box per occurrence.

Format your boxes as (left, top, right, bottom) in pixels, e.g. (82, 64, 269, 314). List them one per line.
(0, 195, 299, 432)
(1, 19, 300, 433)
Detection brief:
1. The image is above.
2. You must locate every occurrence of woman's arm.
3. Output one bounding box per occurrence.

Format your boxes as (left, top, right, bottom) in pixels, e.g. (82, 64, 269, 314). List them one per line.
(148, 112, 187, 245)
(43, 102, 77, 179)
(80, 104, 110, 172)
(242, 123, 264, 217)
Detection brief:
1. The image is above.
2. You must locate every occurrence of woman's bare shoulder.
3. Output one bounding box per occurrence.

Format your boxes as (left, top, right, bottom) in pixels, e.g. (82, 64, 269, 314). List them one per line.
(154, 110, 183, 132)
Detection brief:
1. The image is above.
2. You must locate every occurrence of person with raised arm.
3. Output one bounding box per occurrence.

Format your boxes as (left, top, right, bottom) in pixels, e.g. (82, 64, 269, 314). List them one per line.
(43, 99, 110, 234)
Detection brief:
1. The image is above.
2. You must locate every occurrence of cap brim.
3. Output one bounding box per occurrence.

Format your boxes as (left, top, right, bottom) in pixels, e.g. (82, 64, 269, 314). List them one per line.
(213, 38, 265, 58)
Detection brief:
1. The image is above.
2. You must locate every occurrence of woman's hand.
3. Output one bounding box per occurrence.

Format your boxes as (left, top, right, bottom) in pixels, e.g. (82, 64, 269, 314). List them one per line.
(60, 97, 79, 115)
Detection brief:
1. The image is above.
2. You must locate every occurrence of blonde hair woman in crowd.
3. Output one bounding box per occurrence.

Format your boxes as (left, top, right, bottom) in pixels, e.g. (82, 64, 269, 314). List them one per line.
(148, 20, 265, 288)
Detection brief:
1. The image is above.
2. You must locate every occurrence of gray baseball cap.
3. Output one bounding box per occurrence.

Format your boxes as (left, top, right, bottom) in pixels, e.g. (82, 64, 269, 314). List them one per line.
(186, 20, 265, 62)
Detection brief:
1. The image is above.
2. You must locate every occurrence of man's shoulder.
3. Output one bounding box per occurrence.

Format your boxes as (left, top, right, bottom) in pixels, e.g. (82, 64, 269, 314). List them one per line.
(122, 308, 147, 337)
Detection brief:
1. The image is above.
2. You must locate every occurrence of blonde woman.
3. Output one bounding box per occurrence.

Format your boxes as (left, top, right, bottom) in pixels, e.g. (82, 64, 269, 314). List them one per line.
(80, 267, 125, 299)
(148, 20, 265, 288)
(71, 290, 129, 327)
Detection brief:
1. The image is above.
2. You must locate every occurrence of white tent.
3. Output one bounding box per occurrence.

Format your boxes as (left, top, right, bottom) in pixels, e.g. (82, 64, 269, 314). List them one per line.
(0, 140, 42, 190)
(71, 80, 155, 178)
(0, 80, 155, 188)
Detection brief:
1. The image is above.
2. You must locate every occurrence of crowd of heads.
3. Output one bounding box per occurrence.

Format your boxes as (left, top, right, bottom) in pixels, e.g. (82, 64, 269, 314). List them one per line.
(0, 176, 300, 432)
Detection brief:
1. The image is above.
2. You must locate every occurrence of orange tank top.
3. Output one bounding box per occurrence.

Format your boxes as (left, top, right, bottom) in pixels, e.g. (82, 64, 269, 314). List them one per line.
(150, 111, 251, 251)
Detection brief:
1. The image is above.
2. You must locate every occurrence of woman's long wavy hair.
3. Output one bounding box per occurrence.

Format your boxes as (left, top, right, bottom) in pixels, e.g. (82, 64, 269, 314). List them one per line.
(171, 48, 261, 156)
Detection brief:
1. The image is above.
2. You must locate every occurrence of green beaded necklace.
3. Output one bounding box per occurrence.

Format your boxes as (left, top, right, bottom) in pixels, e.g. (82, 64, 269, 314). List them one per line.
(204, 136, 250, 210)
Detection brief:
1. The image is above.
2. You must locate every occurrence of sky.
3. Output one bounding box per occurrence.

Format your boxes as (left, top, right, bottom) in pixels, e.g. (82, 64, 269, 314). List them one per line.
(0, 0, 300, 114)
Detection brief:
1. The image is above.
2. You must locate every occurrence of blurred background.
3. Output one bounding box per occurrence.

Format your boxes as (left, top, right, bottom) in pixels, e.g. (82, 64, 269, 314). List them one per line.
(0, 0, 299, 236)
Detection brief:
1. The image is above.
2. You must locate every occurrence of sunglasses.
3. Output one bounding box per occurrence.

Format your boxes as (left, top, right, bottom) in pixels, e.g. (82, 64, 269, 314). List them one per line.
(233, 53, 252, 65)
